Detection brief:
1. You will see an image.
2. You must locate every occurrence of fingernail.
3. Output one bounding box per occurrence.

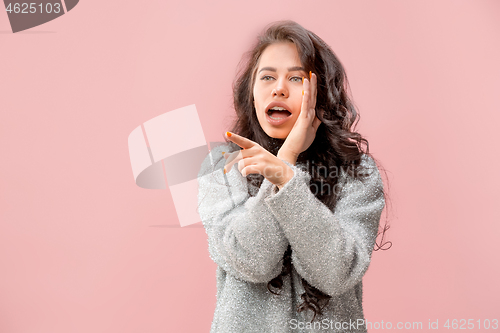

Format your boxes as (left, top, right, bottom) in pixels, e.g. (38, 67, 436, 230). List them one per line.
(309, 71, 312, 79)
(302, 90, 304, 96)
(223, 167, 226, 174)
(226, 131, 232, 137)
(222, 152, 225, 155)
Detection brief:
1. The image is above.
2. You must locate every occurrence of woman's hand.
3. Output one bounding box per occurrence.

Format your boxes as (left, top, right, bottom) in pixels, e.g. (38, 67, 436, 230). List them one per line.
(278, 72, 323, 163)
(222, 132, 294, 189)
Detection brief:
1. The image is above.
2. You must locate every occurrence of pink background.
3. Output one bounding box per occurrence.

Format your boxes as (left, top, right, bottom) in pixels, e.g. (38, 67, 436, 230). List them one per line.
(1, 1, 499, 332)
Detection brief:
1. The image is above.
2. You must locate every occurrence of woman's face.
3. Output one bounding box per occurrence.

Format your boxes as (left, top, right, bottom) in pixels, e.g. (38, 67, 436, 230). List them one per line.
(253, 42, 308, 139)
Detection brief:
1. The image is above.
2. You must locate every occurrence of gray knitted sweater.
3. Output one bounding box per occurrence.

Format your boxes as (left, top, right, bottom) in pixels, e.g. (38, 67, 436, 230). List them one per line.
(197, 142, 385, 333)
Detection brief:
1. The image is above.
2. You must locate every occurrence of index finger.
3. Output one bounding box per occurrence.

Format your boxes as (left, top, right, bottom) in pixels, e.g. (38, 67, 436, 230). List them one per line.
(225, 131, 255, 150)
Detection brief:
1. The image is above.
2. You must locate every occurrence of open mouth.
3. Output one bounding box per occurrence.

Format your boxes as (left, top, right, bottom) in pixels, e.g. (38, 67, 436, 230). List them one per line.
(267, 107, 292, 119)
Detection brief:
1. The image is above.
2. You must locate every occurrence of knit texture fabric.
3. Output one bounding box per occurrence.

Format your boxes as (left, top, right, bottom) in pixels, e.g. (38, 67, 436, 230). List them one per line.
(197, 142, 385, 333)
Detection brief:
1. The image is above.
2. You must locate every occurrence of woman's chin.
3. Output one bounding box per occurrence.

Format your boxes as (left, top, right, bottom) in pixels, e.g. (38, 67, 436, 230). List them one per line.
(265, 130, 289, 140)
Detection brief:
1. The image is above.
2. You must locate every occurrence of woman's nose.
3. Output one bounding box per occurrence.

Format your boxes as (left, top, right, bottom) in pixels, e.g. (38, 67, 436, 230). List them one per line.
(272, 80, 288, 97)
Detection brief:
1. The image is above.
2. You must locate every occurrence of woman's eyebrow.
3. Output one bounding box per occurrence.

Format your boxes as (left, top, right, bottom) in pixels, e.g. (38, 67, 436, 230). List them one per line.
(258, 66, 306, 73)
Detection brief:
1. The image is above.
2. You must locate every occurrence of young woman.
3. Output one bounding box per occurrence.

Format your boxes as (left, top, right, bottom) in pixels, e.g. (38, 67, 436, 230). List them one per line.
(197, 20, 389, 333)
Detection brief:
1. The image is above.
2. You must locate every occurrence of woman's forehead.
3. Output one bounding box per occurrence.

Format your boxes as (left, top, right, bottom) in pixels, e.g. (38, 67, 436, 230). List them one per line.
(257, 43, 303, 71)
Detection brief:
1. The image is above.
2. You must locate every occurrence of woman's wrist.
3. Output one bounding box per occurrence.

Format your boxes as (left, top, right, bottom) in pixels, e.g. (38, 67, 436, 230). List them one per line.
(276, 147, 298, 166)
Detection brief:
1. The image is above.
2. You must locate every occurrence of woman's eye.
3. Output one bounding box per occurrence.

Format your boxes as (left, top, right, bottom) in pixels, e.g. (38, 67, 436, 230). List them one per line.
(260, 76, 303, 82)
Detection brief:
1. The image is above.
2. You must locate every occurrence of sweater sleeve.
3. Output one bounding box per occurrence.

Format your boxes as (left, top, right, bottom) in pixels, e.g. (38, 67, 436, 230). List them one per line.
(263, 154, 385, 297)
(197, 143, 289, 283)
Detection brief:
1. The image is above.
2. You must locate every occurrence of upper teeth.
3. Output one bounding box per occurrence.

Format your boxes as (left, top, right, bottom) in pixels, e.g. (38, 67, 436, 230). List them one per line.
(270, 106, 287, 111)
